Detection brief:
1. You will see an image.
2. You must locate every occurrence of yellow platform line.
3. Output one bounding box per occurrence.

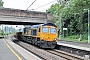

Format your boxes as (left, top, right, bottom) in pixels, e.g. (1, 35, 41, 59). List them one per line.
(2, 38, 22, 60)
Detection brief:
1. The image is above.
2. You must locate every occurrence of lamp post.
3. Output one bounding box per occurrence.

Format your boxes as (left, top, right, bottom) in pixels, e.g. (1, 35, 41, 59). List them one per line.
(84, 9, 90, 43)
(88, 10, 90, 43)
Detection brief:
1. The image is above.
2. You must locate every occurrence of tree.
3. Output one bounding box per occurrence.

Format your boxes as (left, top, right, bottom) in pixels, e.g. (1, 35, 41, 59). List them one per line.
(0, 0, 4, 7)
(46, 3, 60, 23)
(46, 0, 90, 40)
(0, 0, 4, 27)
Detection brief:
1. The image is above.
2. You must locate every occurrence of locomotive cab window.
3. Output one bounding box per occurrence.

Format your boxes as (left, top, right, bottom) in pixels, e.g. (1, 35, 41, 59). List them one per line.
(23, 28, 26, 34)
(31, 29, 37, 36)
(42, 27, 48, 33)
(50, 28, 56, 34)
(38, 28, 40, 32)
(25, 29, 28, 34)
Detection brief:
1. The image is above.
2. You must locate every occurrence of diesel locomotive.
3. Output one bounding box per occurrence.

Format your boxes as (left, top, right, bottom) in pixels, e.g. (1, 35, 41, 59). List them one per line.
(14, 23, 58, 48)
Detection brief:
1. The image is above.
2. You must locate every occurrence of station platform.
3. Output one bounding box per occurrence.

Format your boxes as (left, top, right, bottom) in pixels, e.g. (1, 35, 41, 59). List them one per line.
(0, 38, 25, 60)
(57, 40, 90, 51)
(0, 37, 41, 60)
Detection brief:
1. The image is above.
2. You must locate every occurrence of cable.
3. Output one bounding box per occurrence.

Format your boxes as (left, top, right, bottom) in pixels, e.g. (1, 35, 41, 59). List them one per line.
(33, 0, 57, 10)
(41, 8, 50, 12)
(26, 0, 36, 11)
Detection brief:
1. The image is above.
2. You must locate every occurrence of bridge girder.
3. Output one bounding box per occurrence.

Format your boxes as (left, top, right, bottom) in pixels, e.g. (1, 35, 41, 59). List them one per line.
(0, 8, 52, 25)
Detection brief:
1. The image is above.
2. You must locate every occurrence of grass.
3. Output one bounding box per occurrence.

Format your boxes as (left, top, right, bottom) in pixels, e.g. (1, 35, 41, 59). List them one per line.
(0, 33, 8, 37)
(59, 36, 88, 43)
(0, 34, 4, 37)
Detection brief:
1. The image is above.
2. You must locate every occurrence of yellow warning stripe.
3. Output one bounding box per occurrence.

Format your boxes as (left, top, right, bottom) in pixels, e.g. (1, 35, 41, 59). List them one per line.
(2, 38, 22, 60)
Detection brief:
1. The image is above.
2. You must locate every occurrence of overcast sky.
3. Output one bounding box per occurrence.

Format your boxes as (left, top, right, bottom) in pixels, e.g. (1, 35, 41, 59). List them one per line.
(2, 0, 57, 12)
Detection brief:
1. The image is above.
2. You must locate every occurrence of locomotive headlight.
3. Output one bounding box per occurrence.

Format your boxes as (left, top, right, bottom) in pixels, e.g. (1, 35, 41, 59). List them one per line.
(42, 38, 44, 39)
(54, 38, 57, 40)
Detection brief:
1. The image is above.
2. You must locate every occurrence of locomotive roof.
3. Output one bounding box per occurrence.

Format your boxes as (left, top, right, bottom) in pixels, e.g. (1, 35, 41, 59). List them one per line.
(25, 23, 57, 28)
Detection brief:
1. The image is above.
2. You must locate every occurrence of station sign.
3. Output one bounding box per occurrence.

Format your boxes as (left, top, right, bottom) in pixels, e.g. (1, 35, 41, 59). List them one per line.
(63, 28, 67, 30)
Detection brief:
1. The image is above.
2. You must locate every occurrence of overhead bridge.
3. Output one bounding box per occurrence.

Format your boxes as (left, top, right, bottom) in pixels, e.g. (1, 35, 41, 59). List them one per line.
(0, 8, 52, 25)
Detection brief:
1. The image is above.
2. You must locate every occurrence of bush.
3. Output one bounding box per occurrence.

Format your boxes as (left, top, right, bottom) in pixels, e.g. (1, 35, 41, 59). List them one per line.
(68, 35, 79, 39)
(82, 34, 88, 40)
(67, 34, 88, 40)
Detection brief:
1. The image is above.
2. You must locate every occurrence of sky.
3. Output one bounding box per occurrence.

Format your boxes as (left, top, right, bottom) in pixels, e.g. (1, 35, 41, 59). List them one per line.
(0, 25, 24, 30)
(2, 0, 57, 12)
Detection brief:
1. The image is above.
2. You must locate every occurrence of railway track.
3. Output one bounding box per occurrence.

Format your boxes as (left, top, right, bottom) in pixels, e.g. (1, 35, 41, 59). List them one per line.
(15, 41, 66, 60)
(12, 40, 86, 60)
(10, 35, 90, 60)
(46, 49, 85, 60)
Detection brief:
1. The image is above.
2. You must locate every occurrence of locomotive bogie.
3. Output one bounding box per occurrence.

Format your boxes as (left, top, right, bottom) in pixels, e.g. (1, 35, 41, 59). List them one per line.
(22, 36, 57, 48)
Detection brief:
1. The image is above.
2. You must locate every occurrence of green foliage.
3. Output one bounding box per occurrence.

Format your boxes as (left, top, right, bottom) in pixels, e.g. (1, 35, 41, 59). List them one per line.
(46, 3, 59, 14)
(0, 0, 4, 7)
(0, 30, 5, 37)
(67, 34, 88, 40)
(68, 35, 79, 39)
(60, 34, 88, 43)
(46, 0, 90, 41)
(46, 3, 60, 23)
(82, 33, 88, 40)
(0, 30, 4, 35)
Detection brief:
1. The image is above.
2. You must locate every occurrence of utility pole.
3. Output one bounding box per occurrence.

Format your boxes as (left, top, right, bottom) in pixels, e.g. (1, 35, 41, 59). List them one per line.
(84, 9, 90, 43)
(88, 10, 90, 43)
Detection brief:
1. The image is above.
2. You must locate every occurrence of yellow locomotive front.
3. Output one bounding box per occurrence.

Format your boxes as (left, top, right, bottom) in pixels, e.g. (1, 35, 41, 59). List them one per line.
(37, 26, 58, 48)
(39, 26, 57, 41)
